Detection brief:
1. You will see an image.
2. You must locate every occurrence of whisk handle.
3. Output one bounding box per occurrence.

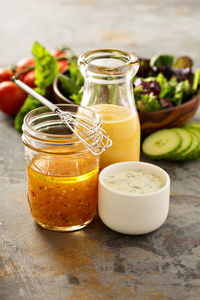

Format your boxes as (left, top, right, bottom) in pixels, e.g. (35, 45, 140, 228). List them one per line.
(12, 77, 58, 112)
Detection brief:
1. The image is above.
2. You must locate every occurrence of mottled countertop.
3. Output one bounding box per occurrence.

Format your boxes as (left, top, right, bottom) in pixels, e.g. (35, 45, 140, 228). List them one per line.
(1, 1, 200, 299)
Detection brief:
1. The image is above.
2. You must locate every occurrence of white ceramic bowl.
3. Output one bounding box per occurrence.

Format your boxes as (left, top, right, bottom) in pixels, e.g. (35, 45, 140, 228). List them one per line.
(98, 161, 170, 235)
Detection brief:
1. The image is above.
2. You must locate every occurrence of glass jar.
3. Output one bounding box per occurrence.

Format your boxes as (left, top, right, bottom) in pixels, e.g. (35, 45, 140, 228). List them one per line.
(78, 49, 140, 169)
(22, 104, 100, 232)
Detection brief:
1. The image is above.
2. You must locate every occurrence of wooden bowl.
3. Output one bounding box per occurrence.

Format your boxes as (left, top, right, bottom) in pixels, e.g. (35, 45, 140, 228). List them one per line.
(139, 91, 200, 137)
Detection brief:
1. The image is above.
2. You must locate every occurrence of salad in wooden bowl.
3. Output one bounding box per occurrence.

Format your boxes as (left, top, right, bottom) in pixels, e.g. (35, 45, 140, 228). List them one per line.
(53, 53, 200, 137)
(134, 54, 200, 136)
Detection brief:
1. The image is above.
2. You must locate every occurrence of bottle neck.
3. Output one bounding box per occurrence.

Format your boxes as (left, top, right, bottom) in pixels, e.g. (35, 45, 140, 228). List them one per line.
(81, 76, 136, 111)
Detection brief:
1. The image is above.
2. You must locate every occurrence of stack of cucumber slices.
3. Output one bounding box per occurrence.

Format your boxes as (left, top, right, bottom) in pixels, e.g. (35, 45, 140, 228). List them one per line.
(142, 123, 200, 161)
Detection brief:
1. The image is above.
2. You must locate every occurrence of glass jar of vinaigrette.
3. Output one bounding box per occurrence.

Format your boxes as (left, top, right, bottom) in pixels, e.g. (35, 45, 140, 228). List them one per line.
(78, 49, 140, 169)
(22, 104, 101, 232)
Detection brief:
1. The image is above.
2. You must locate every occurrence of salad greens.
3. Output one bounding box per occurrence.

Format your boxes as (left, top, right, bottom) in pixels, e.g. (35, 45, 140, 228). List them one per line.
(150, 53, 193, 69)
(193, 69, 200, 91)
(15, 41, 59, 132)
(173, 56, 193, 69)
(59, 61, 84, 104)
(59, 53, 200, 113)
(134, 90, 161, 113)
(134, 72, 196, 112)
(134, 60, 200, 113)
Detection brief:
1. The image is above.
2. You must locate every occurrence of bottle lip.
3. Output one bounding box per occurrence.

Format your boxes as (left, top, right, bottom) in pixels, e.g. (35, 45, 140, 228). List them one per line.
(22, 104, 102, 154)
(78, 48, 139, 76)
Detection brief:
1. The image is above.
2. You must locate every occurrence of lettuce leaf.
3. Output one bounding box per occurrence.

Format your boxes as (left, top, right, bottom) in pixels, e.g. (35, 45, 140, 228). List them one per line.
(59, 60, 84, 104)
(15, 41, 59, 132)
(134, 86, 161, 112)
(15, 88, 45, 132)
(32, 41, 59, 89)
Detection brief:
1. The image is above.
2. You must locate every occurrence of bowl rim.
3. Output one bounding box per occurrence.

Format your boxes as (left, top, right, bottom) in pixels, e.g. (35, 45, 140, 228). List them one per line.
(99, 161, 170, 198)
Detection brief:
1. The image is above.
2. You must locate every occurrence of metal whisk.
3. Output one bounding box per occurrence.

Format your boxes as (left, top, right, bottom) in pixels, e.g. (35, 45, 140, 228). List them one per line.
(13, 77, 112, 156)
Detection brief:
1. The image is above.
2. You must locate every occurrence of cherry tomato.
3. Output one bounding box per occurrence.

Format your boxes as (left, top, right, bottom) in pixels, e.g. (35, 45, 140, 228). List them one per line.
(58, 60, 69, 73)
(16, 57, 35, 71)
(22, 70, 36, 88)
(49, 49, 66, 57)
(0, 81, 27, 115)
(50, 49, 69, 72)
(15, 57, 35, 81)
(0, 68, 13, 83)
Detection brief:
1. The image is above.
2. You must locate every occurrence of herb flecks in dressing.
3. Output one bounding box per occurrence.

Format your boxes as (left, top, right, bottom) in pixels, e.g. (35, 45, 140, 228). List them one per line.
(104, 169, 164, 194)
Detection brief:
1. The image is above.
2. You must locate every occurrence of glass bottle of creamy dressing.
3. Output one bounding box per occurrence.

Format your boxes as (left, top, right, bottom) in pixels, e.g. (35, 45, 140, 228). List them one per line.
(78, 49, 140, 169)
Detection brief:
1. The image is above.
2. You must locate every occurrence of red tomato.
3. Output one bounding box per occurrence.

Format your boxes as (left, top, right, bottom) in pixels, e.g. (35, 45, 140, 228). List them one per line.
(15, 57, 35, 81)
(16, 57, 35, 70)
(23, 70, 36, 88)
(50, 49, 69, 72)
(49, 49, 66, 57)
(0, 68, 13, 83)
(0, 81, 27, 115)
(58, 60, 69, 72)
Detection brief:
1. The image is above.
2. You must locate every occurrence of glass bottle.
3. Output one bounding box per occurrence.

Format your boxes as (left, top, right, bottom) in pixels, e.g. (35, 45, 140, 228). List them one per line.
(22, 104, 100, 231)
(78, 49, 140, 169)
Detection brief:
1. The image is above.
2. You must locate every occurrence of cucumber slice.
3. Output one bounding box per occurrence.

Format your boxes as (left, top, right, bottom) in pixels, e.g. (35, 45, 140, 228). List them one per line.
(185, 128, 200, 160)
(178, 129, 200, 161)
(142, 129, 181, 159)
(185, 122, 200, 129)
(169, 128, 193, 159)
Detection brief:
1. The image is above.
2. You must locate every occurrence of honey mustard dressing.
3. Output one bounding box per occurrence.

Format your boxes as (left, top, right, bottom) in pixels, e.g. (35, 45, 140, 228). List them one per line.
(92, 104, 140, 169)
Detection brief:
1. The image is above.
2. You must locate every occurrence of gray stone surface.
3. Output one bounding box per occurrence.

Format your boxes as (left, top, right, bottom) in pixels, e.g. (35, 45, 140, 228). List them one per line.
(1, 0, 200, 66)
(1, 0, 200, 299)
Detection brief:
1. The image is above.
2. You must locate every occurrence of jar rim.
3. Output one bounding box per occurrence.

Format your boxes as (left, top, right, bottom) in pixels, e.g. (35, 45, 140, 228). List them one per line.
(78, 48, 139, 76)
(22, 104, 102, 154)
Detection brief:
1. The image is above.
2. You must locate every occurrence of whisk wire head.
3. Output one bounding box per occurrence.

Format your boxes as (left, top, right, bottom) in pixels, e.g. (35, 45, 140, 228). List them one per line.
(56, 108, 112, 156)
(12, 77, 112, 156)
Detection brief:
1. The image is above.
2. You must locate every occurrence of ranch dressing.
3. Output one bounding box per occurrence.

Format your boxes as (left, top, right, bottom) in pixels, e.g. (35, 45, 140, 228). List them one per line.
(104, 169, 164, 194)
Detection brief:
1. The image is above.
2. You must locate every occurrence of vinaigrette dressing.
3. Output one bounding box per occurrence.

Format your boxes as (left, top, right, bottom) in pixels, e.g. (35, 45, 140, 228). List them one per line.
(22, 104, 102, 231)
(26, 148, 99, 230)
